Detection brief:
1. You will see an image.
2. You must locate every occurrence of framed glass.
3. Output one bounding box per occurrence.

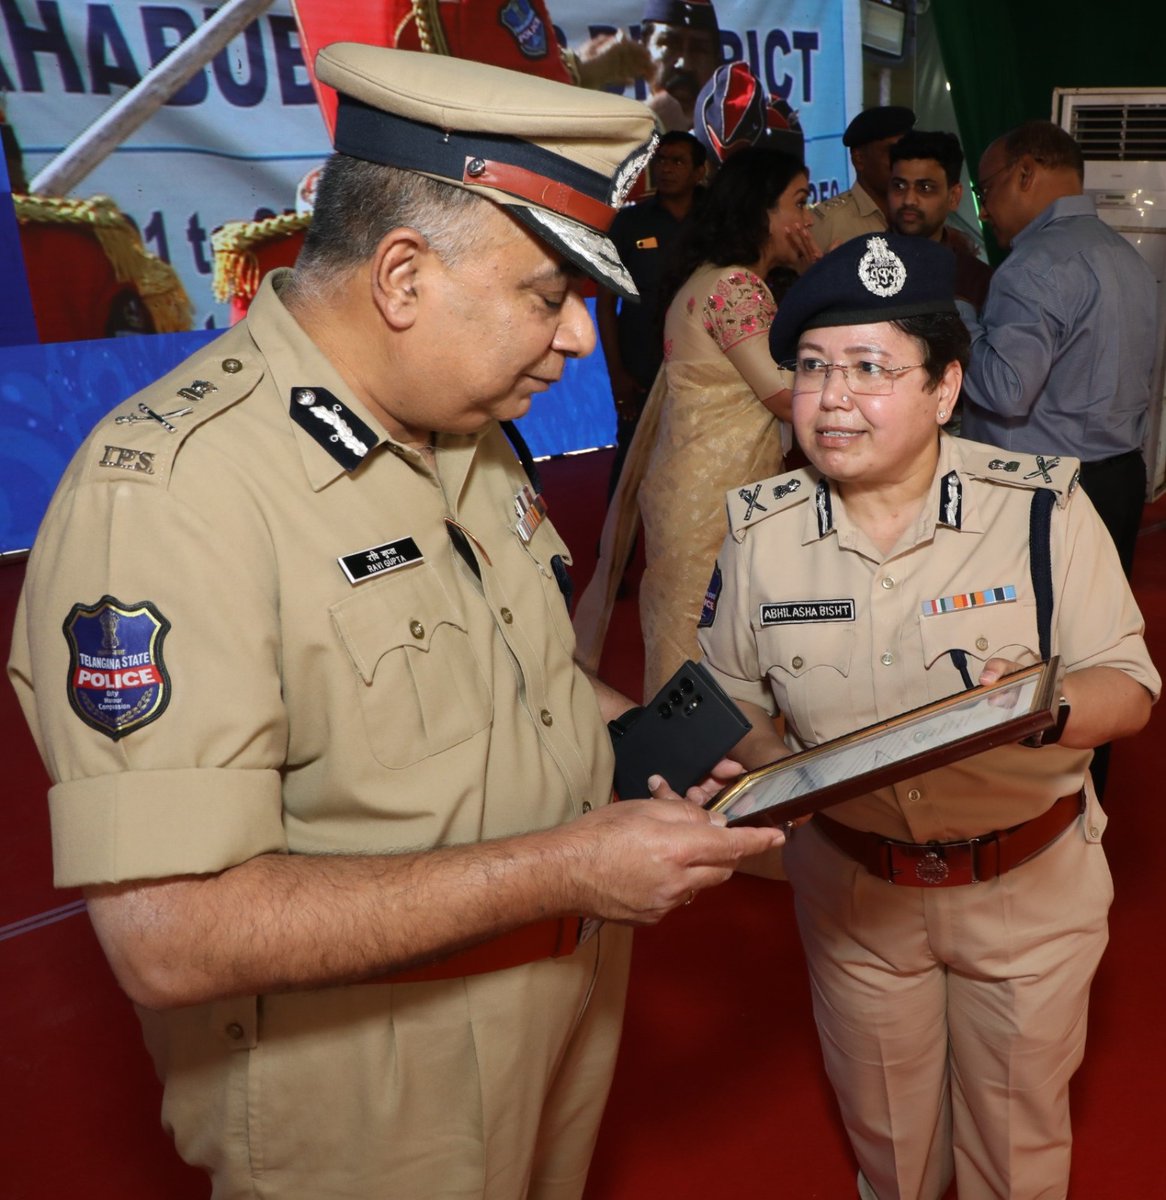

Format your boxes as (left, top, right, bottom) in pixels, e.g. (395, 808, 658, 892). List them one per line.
(706, 658, 1065, 827)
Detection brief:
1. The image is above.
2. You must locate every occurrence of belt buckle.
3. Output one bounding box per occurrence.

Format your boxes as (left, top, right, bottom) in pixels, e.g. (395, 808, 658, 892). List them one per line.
(915, 843, 950, 885)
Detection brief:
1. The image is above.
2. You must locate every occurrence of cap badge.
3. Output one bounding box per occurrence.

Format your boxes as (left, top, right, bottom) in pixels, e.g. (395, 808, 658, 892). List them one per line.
(857, 236, 907, 298)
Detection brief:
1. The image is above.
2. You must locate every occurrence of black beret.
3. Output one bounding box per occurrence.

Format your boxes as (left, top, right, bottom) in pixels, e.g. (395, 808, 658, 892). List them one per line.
(642, 0, 719, 32)
(768, 233, 957, 363)
(842, 105, 915, 148)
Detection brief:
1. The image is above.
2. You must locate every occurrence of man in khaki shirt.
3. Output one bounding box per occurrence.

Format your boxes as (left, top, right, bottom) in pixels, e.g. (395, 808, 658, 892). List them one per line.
(8, 46, 781, 1200)
(811, 105, 914, 252)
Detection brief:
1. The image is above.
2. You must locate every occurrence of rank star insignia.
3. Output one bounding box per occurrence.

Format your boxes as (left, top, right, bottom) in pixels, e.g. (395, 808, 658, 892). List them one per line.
(773, 479, 802, 500)
(988, 459, 1021, 473)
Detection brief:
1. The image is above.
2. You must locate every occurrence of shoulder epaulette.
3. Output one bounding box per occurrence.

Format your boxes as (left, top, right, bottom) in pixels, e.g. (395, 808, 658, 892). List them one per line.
(727, 467, 815, 538)
(14, 193, 193, 332)
(82, 334, 263, 488)
(960, 444, 1081, 508)
(211, 212, 312, 305)
(810, 190, 851, 217)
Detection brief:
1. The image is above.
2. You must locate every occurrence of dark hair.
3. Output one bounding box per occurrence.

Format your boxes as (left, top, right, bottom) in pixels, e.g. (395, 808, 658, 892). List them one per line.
(889, 130, 963, 187)
(659, 146, 806, 315)
(658, 129, 707, 170)
(292, 152, 489, 290)
(892, 311, 970, 388)
(1001, 119, 1084, 180)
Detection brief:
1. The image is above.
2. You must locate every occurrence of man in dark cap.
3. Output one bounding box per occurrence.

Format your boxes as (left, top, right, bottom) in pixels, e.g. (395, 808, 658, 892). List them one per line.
(8, 44, 781, 1199)
(640, 0, 723, 130)
(811, 104, 915, 251)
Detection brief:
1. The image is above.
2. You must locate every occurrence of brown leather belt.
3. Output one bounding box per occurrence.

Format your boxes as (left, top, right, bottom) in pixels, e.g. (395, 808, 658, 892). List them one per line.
(813, 792, 1085, 887)
(365, 918, 581, 986)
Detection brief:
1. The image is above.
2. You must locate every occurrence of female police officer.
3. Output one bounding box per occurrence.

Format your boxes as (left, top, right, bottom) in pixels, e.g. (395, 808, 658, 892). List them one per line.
(695, 233, 1158, 1199)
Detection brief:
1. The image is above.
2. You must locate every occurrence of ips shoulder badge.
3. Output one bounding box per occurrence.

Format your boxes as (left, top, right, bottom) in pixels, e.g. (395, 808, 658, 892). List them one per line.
(63, 597, 172, 740)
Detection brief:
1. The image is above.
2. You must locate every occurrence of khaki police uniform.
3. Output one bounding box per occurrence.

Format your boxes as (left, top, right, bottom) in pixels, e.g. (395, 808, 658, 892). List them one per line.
(698, 434, 1159, 1199)
(9, 271, 631, 1199)
(810, 181, 888, 253)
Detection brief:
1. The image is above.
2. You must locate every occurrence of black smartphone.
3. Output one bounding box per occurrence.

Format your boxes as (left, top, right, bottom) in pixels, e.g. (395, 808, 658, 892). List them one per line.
(611, 660, 752, 800)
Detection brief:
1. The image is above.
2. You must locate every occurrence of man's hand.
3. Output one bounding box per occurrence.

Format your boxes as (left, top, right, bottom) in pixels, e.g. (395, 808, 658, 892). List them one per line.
(558, 796, 784, 926)
(574, 31, 653, 90)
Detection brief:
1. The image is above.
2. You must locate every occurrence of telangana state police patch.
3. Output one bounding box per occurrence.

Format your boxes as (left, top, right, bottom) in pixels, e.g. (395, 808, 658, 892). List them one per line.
(698, 563, 723, 628)
(63, 597, 171, 740)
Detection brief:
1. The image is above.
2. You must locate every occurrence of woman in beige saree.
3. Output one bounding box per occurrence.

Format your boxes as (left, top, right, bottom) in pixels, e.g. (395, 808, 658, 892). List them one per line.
(575, 147, 817, 699)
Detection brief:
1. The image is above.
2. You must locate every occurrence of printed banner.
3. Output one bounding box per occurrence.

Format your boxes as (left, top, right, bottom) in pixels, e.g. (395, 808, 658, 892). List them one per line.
(0, 0, 860, 552)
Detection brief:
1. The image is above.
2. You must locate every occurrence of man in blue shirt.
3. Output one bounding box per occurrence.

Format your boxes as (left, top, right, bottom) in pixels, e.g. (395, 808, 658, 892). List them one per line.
(960, 119, 1157, 581)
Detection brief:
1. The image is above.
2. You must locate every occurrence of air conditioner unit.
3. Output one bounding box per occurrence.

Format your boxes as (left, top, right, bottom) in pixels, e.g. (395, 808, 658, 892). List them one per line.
(1054, 87, 1166, 499)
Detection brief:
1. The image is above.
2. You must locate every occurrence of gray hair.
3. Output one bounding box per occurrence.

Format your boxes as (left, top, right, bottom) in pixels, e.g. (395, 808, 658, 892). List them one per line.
(286, 153, 493, 302)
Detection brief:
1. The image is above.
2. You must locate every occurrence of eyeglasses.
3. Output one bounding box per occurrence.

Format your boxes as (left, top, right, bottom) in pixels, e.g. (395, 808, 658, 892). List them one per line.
(971, 160, 1015, 204)
(784, 357, 926, 396)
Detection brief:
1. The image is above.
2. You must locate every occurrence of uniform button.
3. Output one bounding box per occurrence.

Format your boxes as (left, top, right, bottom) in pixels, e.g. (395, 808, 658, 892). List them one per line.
(881, 576, 895, 590)
(881, 652, 895, 666)
(975, 636, 989, 652)
(907, 788, 921, 803)
(409, 620, 424, 639)
(791, 655, 804, 670)
(221, 358, 243, 374)
(1089, 825, 1101, 838)
(582, 801, 592, 814)
(500, 607, 513, 624)
(225, 1022, 245, 1041)
(540, 709, 554, 726)
(295, 387, 315, 405)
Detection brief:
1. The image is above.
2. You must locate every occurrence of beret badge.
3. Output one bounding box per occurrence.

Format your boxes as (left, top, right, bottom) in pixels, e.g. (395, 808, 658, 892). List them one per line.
(858, 236, 907, 298)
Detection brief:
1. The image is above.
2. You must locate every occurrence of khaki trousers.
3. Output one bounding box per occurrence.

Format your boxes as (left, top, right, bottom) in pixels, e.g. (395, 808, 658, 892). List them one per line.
(140, 924, 632, 1199)
(784, 809, 1111, 1200)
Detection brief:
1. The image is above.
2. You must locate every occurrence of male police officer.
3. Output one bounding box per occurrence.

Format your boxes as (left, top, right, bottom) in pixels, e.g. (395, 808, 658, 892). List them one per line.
(8, 45, 780, 1199)
(811, 105, 915, 252)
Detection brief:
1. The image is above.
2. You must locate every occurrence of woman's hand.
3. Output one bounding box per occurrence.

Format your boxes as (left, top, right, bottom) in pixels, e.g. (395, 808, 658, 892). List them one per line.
(786, 222, 823, 271)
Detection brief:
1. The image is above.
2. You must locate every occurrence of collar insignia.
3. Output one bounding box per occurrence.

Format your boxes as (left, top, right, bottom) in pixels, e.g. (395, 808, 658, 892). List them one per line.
(938, 470, 963, 528)
(814, 479, 834, 537)
(290, 387, 376, 472)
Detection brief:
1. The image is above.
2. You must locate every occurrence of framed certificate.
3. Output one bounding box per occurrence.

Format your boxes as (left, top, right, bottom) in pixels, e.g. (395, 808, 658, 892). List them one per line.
(707, 658, 1066, 828)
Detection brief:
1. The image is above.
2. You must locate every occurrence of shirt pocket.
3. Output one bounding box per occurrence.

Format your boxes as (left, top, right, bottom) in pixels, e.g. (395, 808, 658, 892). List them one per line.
(918, 599, 1041, 674)
(330, 566, 492, 769)
(755, 622, 854, 745)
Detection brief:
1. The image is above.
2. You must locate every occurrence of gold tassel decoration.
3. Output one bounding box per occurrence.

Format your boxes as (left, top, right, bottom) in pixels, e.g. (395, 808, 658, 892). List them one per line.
(210, 212, 312, 305)
(13, 194, 194, 333)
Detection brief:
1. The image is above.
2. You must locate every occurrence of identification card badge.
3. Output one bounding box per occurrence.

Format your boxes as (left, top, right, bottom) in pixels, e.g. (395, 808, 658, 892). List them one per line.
(338, 538, 424, 584)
